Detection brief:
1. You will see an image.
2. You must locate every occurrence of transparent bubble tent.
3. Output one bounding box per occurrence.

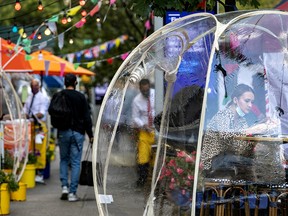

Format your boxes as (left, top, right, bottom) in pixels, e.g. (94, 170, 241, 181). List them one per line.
(92, 10, 288, 215)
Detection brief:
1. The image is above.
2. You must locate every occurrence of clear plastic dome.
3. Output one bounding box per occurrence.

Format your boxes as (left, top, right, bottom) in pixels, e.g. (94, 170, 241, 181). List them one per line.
(93, 10, 288, 215)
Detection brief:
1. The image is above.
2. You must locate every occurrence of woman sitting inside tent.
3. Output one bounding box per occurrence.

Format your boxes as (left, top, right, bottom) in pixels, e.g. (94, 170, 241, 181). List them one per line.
(201, 84, 278, 182)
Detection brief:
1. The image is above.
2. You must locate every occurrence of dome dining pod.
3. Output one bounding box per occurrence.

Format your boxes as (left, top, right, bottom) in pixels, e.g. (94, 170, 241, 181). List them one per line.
(0, 38, 32, 184)
(92, 10, 288, 215)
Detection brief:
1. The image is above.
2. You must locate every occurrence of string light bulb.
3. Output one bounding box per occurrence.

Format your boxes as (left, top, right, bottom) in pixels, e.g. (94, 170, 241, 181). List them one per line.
(22, 30, 27, 38)
(81, 10, 87, 17)
(67, 16, 72, 23)
(96, 16, 101, 23)
(81, 17, 86, 23)
(44, 26, 51, 36)
(38, 0, 43, 11)
(37, 33, 42, 40)
(79, 0, 86, 6)
(61, 15, 68, 25)
(15, 0, 21, 11)
(69, 38, 74, 44)
(12, 24, 18, 33)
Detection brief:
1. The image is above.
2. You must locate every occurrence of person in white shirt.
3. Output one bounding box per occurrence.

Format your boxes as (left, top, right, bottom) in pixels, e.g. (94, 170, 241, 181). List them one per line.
(23, 78, 50, 184)
(23, 78, 49, 122)
(131, 79, 155, 186)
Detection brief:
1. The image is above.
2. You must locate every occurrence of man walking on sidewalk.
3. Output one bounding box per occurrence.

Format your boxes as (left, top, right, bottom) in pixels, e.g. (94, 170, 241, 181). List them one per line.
(49, 73, 93, 201)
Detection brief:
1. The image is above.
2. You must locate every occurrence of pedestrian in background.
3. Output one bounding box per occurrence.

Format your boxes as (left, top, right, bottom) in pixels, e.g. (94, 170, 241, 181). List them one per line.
(50, 73, 94, 202)
(131, 79, 155, 187)
(23, 78, 50, 184)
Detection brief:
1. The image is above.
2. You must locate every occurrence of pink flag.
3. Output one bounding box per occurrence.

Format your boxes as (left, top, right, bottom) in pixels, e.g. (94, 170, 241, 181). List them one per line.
(121, 52, 129, 60)
(89, 1, 102, 16)
(44, 60, 50, 76)
(60, 63, 66, 77)
(145, 20, 151, 30)
(75, 20, 85, 28)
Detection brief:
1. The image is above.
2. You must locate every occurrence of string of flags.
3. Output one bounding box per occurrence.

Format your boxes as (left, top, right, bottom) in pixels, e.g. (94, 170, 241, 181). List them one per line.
(76, 51, 130, 68)
(62, 34, 129, 63)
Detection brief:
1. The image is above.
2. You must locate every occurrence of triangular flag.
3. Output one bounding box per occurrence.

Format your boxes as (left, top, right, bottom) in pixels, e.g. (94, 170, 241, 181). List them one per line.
(115, 38, 121, 48)
(75, 20, 85, 28)
(23, 46, 31, 53)
(107, 58, 113, 64)
(48, 15, 59, 22)
(74, 63, 80, 70)
(47, 22, 57, 35)
(44, 60, 50, 76)
(91, 0, 98, 4)
(58, 33, 64, 50)
(87, 61, 95, 68)
(60, 63, 66, 77)
(110, 0, 116, 5)
(76, 52, 82, 62)
(145, 20, 151, 30)
(25, 54, 32, 61)
(121, 52, 129, 60)
(89, 1, 102, 16)
(67, 53, 75, 63)
(67, 6, 81, 16)
(38, 41, 47, 50)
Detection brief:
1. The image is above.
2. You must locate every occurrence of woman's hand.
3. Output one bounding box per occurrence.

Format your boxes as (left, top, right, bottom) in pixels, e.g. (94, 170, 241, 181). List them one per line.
(245, 118, 279, 135)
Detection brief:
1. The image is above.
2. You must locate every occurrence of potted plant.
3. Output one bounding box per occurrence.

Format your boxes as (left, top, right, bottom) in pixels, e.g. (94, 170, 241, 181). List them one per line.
(20, 152, 37, 188)
(0, 170, 19, 214)
(27, 152, 38, 165)
(159, 150, 199, 207)
(0, 170, 19, 192)
(2, 150, 14, 173)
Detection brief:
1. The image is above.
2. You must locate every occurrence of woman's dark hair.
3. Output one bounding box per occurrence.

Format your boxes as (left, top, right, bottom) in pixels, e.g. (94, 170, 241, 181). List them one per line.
(228, 84, 254, 105)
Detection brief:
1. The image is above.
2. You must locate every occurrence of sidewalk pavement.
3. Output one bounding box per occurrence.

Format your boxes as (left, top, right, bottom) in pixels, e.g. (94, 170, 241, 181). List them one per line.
(10, 145, 98, 216)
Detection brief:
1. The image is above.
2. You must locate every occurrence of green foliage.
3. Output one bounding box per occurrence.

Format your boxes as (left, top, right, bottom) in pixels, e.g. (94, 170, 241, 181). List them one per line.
(0, 171, 19, 192)
(6, 173, 19, 192)
(3, 150, 14, 169)
(46, 146, 54, 162)
(27, 152, 37, 165)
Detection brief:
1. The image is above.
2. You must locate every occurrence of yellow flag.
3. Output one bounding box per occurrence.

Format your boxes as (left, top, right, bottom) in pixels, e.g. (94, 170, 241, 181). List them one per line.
(67, 6, 81, 16)
(87, 61, 95, 68)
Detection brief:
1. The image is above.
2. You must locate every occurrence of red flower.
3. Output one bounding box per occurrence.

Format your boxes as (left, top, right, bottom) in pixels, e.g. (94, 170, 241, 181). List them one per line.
(160, 150, 201, 191)
(177, 151, 186, 158)
(185, 155, 195, 163)
(176, 168, 184, 175)
(187, 175, 194, 180)
(168, 159, 176, 167)
(169, 182, 175, 190)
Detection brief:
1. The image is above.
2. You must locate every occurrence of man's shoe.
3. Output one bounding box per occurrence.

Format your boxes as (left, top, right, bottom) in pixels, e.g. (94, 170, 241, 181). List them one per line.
(35, 175, 45, 184)
(60, 186, 69, 200)
(68, 193, 79, 202)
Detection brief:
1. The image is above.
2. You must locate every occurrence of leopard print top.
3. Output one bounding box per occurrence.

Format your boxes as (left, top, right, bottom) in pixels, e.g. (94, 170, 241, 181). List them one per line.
(201, 107, 255, 171)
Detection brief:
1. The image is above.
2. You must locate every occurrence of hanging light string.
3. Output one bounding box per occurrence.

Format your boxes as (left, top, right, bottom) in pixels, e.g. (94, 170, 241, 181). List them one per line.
(0, 0, 89, 38)
(13, 0, 103, 51)
(0, 1, 63, 36)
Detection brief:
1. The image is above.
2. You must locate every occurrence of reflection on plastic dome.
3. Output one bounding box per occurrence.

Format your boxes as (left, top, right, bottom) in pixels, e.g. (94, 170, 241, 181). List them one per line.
(93, 11, 288, 215)
(0, 71, 30, 183)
